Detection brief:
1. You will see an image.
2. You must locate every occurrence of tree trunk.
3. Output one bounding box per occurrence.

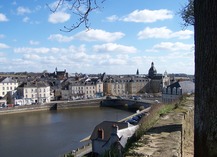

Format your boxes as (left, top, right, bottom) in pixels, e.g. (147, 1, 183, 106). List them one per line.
(194, 1, 217, 157)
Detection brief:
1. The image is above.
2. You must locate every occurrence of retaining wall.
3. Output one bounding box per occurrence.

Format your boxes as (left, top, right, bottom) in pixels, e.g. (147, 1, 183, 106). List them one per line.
(126, 96, 194, 157)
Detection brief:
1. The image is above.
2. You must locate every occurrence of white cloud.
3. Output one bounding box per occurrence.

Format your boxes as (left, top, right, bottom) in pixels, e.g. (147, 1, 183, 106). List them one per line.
(47, 1, 67, 12)
(146, 42, 194, 52)
(93, 43, 137, 53)
(106, 15, 119, 22)
(17, 6, 31, 15)
(48, 34, 74, 42)
(138, 27, 193, 39)
(23, 54, 41, 60)
(122, 9, 173, 23)
(74, 29, 125, 42)
(48, 12, 70, 24)
(0, 43, 9, 49)
(29, 40, 40, 45)
(23, 16, 30, 22)
(14, 47, 50, 54)
(0, 13, 9, 22)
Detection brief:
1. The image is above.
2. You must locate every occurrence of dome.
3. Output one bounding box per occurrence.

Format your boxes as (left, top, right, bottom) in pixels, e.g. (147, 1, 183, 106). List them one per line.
(148, 62, 157, 78)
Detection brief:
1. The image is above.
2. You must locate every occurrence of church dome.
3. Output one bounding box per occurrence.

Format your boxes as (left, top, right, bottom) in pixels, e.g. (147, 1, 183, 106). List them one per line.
(148, 62, 157, 78)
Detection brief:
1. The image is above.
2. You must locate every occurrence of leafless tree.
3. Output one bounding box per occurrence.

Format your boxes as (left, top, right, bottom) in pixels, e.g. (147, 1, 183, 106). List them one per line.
(47, 0, 105, 31)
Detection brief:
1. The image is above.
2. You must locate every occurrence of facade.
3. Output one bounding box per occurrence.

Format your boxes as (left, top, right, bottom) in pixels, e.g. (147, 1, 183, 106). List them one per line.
(90, 121, 138, 156)
(103, 76, 150, 96)
(17, 82, 50, 105)
(62, 78, 103, 100)
(0, 77, 18, 98)
(162, 81, 195, 103)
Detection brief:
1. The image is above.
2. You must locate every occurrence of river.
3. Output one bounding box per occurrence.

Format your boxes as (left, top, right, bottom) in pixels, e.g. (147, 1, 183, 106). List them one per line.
(0, 106, 133, 157)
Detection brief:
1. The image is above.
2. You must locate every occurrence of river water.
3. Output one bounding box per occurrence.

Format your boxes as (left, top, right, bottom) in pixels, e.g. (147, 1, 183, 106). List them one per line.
(0, 107, 133, 157)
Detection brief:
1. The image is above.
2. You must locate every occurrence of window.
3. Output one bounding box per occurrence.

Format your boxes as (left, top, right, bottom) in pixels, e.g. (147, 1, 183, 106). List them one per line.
(44, 89, 46, 92)
(2, 92, 5, 95)
(10, 87, 12, 90)
(3, 87, 4, 90)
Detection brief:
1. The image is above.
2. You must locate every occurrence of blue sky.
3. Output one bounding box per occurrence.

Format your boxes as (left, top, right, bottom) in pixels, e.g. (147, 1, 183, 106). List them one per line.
(0, 0, 194, 75)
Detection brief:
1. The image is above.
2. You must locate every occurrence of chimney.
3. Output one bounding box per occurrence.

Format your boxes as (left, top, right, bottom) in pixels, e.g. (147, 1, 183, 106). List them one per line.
(97, 128, 104, 139)
(112, 124, 118, 135)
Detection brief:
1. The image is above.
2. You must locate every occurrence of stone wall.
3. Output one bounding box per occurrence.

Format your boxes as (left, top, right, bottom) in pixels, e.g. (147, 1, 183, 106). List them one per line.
(126, 96, 194, 157)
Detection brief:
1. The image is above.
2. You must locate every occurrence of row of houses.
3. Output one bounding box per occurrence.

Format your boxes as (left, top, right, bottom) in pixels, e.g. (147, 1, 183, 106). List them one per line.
(0, 63, 194, 106)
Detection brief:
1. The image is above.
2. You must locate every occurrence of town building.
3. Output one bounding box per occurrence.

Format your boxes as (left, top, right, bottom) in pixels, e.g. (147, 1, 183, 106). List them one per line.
(103, 75, 150, 96)
(17, 82, 50, 105)
(0, 77, 18, 98)
(90, 121, 138, 156)
(162, 81, 195, 103)
(48, 67, 68, 81)
(147, 62, 170, 94)
(61, 78, 103, 100)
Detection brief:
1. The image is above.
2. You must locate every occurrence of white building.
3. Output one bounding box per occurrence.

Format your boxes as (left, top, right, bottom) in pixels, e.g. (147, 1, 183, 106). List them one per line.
(162, 81, 195, 103)
(17, 82, 50, 105)
(62, 78, 103, 100)
(0, 77, 18, 98)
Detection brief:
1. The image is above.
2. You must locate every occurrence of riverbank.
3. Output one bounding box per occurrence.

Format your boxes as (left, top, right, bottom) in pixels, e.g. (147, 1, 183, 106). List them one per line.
(0, 99, 103, 115)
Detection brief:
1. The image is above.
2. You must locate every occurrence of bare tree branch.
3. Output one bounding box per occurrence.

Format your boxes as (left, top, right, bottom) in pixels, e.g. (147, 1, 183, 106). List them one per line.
(47, 0, 105, 32)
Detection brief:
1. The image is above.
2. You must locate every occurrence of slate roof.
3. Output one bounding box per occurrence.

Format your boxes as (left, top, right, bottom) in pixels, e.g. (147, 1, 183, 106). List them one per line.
(18, 82, 49, 88)
(0, 77, 17, 83)
(167, 81, 195, 94)
(90, 121, 128, 141)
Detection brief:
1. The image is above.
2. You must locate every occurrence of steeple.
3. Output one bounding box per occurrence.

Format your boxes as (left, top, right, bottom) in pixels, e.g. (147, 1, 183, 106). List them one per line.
(136, 69, 139, 75)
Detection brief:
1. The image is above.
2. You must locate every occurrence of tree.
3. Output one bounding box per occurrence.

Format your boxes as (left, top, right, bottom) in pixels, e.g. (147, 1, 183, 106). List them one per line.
(48, 0, 105, 31)
(180, 0, 194, 27)
(194, 0, 217, 156)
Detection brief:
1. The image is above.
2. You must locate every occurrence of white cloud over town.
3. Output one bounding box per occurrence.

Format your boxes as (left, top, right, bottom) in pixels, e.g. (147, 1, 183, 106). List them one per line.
(48, 34, 74, 42)
(146, 42, 194, 52)
(0, 43, 10, 49)
(122, 9, 173, 23)
(0, 13, 9, 22)
(93, 43, 137, 53)
(138, 27, 193, 39)
(17, 6, 31, 15)
(48, 12, 70, 23)
(74, 29, 125, 42)
(29, 40, 40, 45)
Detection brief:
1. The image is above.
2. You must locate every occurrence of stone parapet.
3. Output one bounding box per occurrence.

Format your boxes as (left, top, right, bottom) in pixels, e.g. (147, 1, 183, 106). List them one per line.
(126, 96, 194, 157)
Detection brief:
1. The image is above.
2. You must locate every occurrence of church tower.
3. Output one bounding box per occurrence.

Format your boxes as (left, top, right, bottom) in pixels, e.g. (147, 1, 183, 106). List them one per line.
(136, 69, 139, 75)
(148, 62, 157, 78)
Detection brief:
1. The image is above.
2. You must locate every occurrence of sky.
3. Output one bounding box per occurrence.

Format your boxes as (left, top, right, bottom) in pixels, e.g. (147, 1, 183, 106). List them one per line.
(0, 0, 194, 75)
